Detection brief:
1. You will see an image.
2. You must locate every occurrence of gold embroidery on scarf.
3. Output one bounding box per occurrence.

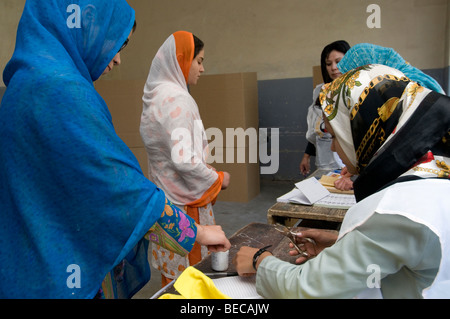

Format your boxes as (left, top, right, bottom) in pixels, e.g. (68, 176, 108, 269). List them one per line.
(351, 75, 409, 120)
(412, 167, 440, 174)
(320, 67, 367, 120)
(356, 96, 399, 163)
(411, 160, 450, 178)
(378, 97, 400, 122)
(437, 160, 450, 178)
(406, 83, 425, 109)
(356, 117, 386, 163)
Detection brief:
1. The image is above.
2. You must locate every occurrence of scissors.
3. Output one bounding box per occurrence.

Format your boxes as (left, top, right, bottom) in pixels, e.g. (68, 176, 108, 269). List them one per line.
(274, 224, 315, 257)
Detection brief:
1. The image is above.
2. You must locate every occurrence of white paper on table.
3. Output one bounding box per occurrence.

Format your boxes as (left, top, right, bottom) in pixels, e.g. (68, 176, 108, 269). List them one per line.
(277, 177, 330, 205)
(212, 275, 263, 299)
(314, 193, 357, 209)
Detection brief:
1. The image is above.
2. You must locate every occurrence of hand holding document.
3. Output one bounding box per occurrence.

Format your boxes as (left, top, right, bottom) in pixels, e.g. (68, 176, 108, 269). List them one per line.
(319, 173, 354, 194)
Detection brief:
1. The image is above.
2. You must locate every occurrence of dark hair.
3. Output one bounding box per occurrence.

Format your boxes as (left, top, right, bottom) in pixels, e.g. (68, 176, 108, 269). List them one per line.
(132, 20, 137, 33)
(320, 40, 351, 83)
(193, 34, 204, 59)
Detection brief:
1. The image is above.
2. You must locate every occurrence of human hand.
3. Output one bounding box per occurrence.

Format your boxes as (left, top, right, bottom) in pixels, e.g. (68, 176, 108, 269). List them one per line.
(289, 229, 338, 264)
(334, 176, 353, 191)
(334, 166, 353, 191)
(221, 172, 231, 190)
(195, 224, 231, 252)
(340, 166, 350, 177)
(233, 246, 272, 276)
(300, 155, 311, 176)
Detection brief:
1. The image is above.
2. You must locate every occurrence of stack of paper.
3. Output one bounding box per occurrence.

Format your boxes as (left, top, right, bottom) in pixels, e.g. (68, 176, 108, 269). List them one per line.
(315, 193, 356, 209)
(277, 177, 330, 205)
(277, 177, 356, 208)
(212, 276, 263, 299)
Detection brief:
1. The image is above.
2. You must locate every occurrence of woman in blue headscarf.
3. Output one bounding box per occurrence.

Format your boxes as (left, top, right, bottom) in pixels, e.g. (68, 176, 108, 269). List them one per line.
(0, 0, 230, 299)
(337, 43, 446, 94)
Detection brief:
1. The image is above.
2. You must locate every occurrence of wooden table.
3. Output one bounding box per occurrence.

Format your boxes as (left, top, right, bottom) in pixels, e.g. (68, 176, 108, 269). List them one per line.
(267, 169, 349, 228)
(267, 201, 347, 227)
(151, 222, 298, 298)
(195, 222, 297, 274)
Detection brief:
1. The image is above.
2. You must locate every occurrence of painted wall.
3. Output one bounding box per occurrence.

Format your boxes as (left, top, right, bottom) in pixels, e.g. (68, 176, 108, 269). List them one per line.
(119, 0, 450, 82)
(1, 0, 449, 181)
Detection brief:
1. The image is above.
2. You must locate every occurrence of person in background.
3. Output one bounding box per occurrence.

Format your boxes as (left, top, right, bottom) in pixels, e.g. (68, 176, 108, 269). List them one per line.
(234, 56, 450, 298)
(140, 31, 231, 287)
(300, 40, 353, 191)
(0, 0, 230, 299)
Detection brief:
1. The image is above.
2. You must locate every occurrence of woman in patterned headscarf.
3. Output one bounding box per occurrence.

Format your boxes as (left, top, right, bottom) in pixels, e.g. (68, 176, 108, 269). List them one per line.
(234, 61, 450, 298)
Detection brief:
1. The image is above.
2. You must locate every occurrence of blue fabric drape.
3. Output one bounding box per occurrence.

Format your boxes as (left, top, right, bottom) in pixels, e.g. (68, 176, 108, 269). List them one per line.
(338, 43, 446, 95)
(0, 0, 165, 298)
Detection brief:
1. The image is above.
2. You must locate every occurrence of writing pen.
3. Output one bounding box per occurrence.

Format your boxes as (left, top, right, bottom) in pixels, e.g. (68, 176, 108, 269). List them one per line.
(203, 272, 239, 277)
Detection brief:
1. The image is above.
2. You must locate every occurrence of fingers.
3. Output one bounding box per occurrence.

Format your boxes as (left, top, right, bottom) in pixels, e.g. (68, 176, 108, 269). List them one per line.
(207, 245, 228, 253)
(232, 247, 258, 276)
(196, 224, 231, 251)
(288, 243, 311, 264)
(295, 256, 309, 264)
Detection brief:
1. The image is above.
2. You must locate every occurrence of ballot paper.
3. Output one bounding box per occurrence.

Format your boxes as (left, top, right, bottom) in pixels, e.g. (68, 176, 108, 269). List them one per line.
(212, 275, 263, 299)
(277, 177, 330, 205)
(314, 193, 356, 209)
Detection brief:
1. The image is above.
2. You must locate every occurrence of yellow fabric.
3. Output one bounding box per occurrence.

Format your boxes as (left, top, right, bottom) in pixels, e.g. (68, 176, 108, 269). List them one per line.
(159, 267, 231, 299)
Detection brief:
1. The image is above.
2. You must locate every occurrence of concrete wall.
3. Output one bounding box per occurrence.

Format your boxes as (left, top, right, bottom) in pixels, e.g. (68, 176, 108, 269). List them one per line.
(1, 0, 449, 180)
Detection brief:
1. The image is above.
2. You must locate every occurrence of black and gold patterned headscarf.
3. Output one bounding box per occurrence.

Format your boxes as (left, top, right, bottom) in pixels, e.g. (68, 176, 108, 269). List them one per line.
(320, 64, 450, 201)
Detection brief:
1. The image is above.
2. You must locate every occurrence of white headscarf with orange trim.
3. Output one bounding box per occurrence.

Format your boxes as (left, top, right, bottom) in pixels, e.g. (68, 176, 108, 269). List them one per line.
(141, 31, 222, 206)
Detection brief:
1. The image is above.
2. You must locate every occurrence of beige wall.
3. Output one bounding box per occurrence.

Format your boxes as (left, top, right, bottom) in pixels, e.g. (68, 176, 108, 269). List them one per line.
(0, 0, 26, 86)
(1, 0, 449, 86)
(121, 0, 449, 82)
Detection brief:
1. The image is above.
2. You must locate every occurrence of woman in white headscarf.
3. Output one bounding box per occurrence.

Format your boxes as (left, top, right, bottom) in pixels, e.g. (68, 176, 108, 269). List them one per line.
(141, 31, 230, 286)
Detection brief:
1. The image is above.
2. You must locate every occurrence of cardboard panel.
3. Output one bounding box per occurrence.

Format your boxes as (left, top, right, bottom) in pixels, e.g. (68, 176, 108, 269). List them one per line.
(313, 65, 323, 88)
(130, 147, 149, 179)
(191, 73, 260, 202)
(95, 75, 260, 202)
(190, 72, 259, 130)
(211, 146, 260, 203)
(95, 79, 146, 148)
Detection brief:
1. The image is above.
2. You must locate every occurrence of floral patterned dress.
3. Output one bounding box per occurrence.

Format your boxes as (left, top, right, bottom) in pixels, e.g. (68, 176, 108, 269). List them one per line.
(98, 198, 198, 298)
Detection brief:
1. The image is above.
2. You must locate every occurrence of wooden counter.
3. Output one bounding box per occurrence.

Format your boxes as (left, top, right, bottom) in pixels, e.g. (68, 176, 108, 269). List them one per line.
(151, 222, 298, 298)
(267, 201, 347, 226)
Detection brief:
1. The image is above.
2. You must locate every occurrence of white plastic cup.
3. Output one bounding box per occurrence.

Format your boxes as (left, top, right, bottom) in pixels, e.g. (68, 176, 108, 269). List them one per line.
(211, 250, 229, 272)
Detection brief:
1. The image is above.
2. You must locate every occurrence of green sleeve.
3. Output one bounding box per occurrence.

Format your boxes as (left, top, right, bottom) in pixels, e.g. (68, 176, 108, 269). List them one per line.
(256, 213, 440, 298)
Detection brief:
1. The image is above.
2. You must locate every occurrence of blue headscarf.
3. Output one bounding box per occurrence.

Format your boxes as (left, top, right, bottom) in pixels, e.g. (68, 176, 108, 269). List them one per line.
(0, 0, 165, 298)
(338, 43, 446, 94)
